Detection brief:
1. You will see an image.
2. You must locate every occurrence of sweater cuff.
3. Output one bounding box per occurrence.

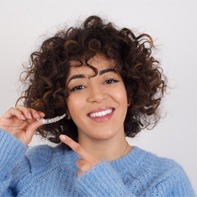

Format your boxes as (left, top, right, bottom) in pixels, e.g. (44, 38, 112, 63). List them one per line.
(0, 129, 27, 179)
(75, 161, 133, 197)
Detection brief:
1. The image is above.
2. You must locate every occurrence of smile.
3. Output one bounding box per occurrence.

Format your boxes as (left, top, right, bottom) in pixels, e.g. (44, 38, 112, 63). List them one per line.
(89, 108, 113, 118)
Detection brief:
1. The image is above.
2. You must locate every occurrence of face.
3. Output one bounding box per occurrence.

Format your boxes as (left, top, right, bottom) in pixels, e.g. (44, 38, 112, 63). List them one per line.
(66, 54, 128, 142)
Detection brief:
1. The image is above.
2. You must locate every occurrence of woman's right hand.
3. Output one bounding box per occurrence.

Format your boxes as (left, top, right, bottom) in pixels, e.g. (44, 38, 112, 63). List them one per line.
(0, 106, 45, 145)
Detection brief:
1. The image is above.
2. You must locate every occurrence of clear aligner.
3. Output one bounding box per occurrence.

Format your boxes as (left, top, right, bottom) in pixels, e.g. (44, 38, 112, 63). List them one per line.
(38, 114, 66, 125)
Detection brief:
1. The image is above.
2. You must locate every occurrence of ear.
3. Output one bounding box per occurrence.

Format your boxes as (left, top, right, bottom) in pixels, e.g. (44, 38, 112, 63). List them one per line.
(127, 98, 131, 107)
(66, 111, 71, 119)
(66, 114, 71, 119)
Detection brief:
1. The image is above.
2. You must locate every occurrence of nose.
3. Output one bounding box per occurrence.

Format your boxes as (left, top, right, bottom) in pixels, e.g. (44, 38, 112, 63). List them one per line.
(87, 83, 107, 103)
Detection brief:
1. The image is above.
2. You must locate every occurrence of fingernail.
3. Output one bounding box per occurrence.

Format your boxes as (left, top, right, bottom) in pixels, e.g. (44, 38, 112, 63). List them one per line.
(39, 112, 45, 117)
(60, 135, 67, 141)
(20, 115, 26, 120)
(28, 113, 32, 119)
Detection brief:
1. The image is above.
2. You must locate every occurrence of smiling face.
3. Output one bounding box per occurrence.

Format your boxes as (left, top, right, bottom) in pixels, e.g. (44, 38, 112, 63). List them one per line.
(66, 54, 128, 142)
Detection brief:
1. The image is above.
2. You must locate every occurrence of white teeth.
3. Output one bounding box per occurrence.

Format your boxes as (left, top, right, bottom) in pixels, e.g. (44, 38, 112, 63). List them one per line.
(89, 109, 113, 118)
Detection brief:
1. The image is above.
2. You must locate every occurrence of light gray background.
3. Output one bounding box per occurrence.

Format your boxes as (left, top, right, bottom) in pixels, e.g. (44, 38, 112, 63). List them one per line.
(0, 0, 196, 192)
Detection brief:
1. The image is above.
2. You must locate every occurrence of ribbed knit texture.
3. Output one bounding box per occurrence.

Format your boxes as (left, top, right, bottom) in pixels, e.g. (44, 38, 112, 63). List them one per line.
(0, 129, 195, 196)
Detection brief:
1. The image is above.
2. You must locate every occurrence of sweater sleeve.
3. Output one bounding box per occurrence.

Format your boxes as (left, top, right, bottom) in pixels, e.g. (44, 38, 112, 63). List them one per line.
(145, 163, 196, 197)
(75, 161, 135, 197)
(0, 129, 27, 196)
(75, 160, 196, 197)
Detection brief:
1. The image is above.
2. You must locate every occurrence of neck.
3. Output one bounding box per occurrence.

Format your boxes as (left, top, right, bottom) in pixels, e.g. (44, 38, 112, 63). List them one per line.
(78, 133, 131, 161)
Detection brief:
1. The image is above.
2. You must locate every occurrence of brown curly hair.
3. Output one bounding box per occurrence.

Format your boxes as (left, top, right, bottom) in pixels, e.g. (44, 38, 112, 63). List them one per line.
(18, 15, 166, 144)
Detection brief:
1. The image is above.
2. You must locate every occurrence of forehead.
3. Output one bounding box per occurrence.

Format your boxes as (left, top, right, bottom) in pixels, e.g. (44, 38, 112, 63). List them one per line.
(68, 54, 115, 76)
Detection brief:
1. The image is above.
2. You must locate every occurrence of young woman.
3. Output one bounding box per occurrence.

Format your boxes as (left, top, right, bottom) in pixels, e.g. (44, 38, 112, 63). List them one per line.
(0, 15, 195, 196)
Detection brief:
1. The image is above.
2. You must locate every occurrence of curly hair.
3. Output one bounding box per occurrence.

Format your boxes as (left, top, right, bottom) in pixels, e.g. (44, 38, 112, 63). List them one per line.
(18, 15, 166, 144)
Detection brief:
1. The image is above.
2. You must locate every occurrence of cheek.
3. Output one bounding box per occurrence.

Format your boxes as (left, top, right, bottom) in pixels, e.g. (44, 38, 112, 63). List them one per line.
(67, 95, 85, 117)
(67, 97, 77, 115)
(114, 87, 128, 105)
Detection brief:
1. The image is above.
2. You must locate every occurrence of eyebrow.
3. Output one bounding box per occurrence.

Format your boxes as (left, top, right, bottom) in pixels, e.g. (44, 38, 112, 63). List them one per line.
(67, 68, 116, 84)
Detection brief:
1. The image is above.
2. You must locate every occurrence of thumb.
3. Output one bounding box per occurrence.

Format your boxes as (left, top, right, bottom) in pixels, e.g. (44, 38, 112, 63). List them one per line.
(25, 121, 42, 145)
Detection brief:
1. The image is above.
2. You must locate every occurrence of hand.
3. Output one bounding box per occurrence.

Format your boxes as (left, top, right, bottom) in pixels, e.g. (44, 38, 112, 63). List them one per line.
(0, 106, 45, 145)
(60, 135, 99, 176)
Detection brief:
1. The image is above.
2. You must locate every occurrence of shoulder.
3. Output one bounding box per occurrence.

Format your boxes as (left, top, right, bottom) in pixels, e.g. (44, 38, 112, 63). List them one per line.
(25, 144, 59, 165)
(12, 143, 76, 179)
(10, 143, 77, 193)
(132, 147, 194, 194)
(112, 146, 186, 178)
(137, 147, 180, 167)
(133, 146, 187, 177)
(25, 143, 76, 168)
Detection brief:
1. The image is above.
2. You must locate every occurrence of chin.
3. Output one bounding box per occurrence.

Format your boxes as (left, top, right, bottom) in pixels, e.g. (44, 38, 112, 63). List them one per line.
(90, 131, 118, 141)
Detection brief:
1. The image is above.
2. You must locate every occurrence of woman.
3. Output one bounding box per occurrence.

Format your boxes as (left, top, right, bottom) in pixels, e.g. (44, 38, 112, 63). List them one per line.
(0, 15, 195, 196)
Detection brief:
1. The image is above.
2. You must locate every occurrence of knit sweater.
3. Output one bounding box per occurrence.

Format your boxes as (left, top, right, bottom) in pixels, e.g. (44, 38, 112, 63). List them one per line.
(0, 129, 195, 197)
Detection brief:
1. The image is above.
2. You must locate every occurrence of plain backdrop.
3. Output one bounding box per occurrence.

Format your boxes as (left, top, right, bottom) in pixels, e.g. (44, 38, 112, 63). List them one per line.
(0, 0, 196, 193)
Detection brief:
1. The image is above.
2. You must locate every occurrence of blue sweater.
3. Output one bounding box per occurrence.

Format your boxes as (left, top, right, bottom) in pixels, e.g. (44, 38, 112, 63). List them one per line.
(0, 129, 195, 196)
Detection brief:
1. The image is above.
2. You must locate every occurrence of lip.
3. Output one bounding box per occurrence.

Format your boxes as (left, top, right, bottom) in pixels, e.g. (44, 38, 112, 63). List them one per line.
(87, 107, 115, 122)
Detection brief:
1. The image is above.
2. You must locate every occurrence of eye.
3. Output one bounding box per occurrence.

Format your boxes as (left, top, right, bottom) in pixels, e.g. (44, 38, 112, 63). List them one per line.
(69, 85, 85, 92)
(104, 78, 119, 84)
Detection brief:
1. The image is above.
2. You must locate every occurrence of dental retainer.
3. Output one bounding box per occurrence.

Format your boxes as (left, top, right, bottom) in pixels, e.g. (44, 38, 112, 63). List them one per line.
(38, 114, 66, 125)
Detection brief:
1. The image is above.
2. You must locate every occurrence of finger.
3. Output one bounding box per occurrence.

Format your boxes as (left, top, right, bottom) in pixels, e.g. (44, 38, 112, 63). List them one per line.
(16, 106, 33, 119)
(77, 166, 90, 176)
(59, 135, 90, 159)
(17, 106, 45, 120)
(76, 158, 85, 168)
(3, 107, 26, 120)
(76, 159, 89, 173)
(25, 120, 43, 144)
(29, 109, 45, 120)
(76, 159, 93, 176)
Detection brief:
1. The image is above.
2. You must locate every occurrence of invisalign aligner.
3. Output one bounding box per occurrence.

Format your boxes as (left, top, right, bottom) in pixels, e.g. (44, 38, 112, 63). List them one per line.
(38, 114, 66, 125)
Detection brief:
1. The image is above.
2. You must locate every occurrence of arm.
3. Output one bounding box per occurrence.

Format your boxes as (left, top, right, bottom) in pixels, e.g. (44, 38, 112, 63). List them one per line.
(75, 160, 196, 197)
(75, 161, 135, 197)
(0, 129, 27, 195)
(146, 163, 196, 197)
(0, 106, 44, 195)
(60, 135, 196, 197)
(60, 135, 135, 197)
(0, 106, 44, 145)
